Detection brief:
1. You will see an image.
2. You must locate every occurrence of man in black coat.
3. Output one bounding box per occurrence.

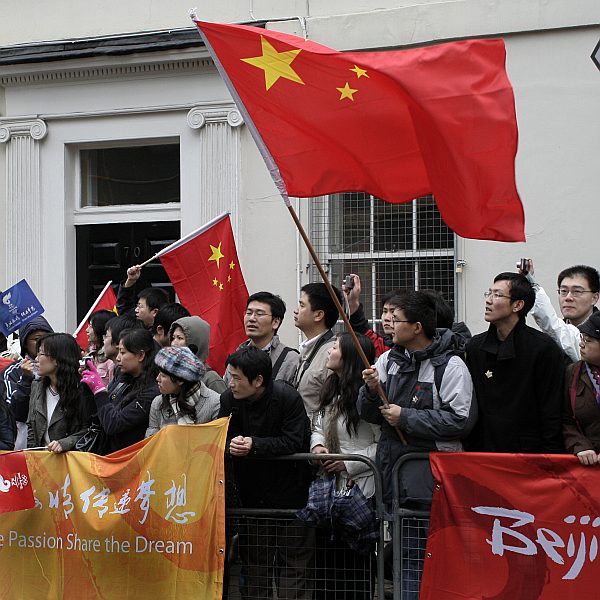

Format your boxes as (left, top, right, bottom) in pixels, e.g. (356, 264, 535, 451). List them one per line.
(219, 346, 313, 599)
(466, 272, 566, 453)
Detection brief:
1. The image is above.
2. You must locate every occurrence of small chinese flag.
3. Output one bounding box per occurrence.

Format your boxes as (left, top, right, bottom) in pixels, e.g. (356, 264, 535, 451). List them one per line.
(74, 281, 118, 351)
(158, 213, 248, 375)
(194, 20, 525, 243)
(0, 452, 35, 513)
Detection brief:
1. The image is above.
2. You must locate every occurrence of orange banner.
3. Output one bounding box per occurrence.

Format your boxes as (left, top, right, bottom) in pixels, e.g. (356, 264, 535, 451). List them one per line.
(0, 419, 228, 600)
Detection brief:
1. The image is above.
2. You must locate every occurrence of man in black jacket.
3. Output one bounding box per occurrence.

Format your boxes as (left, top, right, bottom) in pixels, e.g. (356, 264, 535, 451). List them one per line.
(466, 272, 566, 453)
(219, 346, 313, 599)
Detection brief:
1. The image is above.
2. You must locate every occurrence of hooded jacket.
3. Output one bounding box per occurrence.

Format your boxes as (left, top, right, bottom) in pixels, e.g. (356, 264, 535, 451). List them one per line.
(169, 317, 226, 394)
(2, 316, 54, 423)
(358, 329, 475, 504)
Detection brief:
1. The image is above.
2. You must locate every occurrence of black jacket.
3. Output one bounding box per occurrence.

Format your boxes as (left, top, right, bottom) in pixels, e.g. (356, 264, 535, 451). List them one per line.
(218, 380, 312, 509)
(94, 372, 159, 454)
(466, 319, 566, 453)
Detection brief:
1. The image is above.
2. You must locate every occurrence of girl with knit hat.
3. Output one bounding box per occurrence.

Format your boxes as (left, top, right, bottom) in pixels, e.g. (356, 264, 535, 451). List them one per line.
(145, 345, 220, 437)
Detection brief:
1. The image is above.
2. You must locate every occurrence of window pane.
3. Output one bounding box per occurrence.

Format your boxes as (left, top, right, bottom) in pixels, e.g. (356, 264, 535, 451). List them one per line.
(417, 195, 453, 249)
(418, 257, 455, 307)
(328, 192, 370, 253)
(81, 144, 180, 207)
(374, 200, 412, 251)
(310, 194, 456, 334)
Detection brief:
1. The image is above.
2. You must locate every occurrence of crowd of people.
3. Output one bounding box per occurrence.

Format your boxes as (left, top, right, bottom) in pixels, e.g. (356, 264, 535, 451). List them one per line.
(0, 258, 598, 599)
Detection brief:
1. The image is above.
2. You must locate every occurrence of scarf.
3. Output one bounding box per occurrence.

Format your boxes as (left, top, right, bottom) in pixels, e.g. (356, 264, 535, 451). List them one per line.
(585, 362, 600, 404)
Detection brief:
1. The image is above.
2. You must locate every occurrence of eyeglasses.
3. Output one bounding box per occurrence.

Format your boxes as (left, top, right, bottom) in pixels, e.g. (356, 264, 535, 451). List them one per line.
(580, 334, 600, 345)
(558, 288, 595, 298)
(391, 318, 412, 325)
(244, 309, 273, 319)
(484, 291, 511, 301)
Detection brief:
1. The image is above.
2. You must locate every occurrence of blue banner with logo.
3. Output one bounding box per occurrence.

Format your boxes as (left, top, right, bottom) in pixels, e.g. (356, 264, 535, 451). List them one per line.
(0, 280, 45, 336)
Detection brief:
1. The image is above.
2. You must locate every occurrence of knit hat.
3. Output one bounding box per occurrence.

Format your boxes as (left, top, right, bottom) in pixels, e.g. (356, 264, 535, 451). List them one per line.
(155, 346, 206, 383)
(578, 312, 600, 340)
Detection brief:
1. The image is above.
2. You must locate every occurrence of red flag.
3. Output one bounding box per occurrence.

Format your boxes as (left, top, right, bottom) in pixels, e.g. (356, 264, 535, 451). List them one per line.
(0, 451, 35, 513)
(194, 20, 525, 242)
(158, 214, 248, 375)
(74, 281, 117, 351)
(421, 452, 600, 599)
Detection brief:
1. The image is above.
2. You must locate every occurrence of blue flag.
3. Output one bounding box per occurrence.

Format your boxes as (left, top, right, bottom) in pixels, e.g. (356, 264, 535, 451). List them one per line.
(0, 280, 45, 336)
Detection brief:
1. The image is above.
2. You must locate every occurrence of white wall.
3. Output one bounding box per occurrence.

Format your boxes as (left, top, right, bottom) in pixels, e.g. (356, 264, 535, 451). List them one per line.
(0, 1, 598, 339)
(462, 26, 600, 334)
(1, 0, 598, 47)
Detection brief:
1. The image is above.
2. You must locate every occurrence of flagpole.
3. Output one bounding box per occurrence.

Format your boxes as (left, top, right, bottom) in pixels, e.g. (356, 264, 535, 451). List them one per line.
(285, 200, 407, 445)
(73, 280, 113, 338)
(192, 18, 406, 444)
(138, 211, 231, 268)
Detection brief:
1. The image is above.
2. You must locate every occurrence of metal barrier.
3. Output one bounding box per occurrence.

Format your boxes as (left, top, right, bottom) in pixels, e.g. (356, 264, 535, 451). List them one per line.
(391, 452, 431, 600)
(223, 452, 387, 600)
(222, 451, 434, 599)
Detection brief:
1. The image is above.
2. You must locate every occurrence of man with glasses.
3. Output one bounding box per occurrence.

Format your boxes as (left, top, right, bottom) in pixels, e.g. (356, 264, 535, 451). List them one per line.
(293, 283, 342, 421)
(518, 260, 599, 362)
(229, 291, 299, 383)
(466, 272, 565, 453)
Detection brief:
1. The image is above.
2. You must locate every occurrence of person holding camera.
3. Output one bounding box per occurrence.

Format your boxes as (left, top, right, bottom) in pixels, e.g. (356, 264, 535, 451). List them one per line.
(292, 283, 342, 422)
(517, 259, 599, 362)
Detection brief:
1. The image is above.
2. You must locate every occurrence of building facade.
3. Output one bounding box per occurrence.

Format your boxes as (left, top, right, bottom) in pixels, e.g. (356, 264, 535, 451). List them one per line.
(0, 0, 598, 344)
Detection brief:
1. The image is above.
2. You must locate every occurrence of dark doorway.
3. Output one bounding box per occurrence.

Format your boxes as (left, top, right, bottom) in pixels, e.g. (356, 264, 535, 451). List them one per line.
(76, 221, 180, 322)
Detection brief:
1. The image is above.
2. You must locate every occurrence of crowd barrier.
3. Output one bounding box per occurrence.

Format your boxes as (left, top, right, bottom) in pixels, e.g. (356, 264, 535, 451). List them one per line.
(223, 452, 431, 600)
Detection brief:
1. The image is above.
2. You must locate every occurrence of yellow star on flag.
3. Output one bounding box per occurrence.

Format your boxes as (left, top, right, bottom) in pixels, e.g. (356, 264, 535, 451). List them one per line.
(350, 65, 369, 79)
(241, 36, 305, 91)
(212, 278, 218, 286)
(227, 275, 232, 283)
(208, 242, 225, 269)
(336, 82, 358, 101)
(229, 261, 235, 269)
(219, 282, 224, 291)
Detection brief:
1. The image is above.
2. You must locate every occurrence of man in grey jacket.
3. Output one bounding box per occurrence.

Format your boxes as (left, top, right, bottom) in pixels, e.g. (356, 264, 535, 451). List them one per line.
(230, 291, 299, 383)
(292, 283, 342, 422)
(359, 290, 475, 506)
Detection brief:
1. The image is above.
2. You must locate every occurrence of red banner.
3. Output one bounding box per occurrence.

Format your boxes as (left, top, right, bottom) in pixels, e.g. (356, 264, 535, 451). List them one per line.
(421, 453, 600, 599)
(0, 452, 34, 513)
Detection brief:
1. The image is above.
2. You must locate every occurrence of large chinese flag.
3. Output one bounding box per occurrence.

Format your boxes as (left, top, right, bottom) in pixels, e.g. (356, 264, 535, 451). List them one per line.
(158, 214, 248, 375)
(194, 20, 525, 242)
(74, 282, 117, 351)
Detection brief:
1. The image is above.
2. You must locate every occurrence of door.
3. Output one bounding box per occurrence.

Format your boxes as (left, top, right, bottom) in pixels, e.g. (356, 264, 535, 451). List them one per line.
(76, 221, 180, 321)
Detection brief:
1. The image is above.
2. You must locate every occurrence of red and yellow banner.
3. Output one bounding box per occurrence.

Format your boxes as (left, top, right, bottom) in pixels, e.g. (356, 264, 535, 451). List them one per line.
(422, 453, 600, 600)
(0, 420, 228, 600)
